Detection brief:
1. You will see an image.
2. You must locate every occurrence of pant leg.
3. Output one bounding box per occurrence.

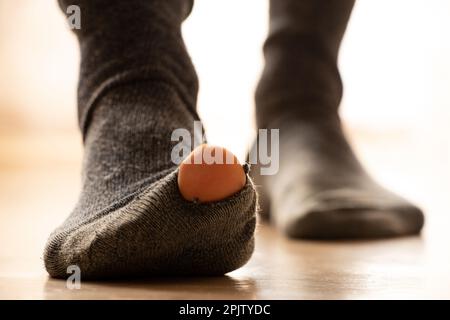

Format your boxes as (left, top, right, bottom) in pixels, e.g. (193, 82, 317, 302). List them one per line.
(58, 0, 198, 138)
(256, 0, 355, 128)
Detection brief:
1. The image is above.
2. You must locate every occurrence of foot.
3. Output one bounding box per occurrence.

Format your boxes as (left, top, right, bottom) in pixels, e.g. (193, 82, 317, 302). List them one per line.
(251, 115, 424, 239)
(47, 0, 256, 279)
(44, 85, 256, 279)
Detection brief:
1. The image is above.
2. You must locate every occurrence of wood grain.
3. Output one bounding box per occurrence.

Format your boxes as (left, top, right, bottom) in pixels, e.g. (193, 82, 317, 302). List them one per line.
(0, 131, 449, 300)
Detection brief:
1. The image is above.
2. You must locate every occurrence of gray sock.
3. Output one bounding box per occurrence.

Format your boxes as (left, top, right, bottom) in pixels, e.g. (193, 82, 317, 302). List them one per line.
(44, 0, 256, 279)
(252, 0, 424, 239)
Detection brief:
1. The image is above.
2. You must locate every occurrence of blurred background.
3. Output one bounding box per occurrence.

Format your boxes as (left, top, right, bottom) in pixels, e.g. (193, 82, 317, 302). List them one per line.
(1, 0, 450, 273)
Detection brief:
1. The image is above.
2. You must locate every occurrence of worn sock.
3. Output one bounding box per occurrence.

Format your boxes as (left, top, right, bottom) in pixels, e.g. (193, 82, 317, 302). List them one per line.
(252, 0, 424, 239)
(44, 0, 256, 279)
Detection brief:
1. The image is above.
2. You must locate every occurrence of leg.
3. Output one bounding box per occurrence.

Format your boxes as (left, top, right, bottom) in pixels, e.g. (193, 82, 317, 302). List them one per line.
(44, 0, 256, 279)
(253, 0, 424, 239)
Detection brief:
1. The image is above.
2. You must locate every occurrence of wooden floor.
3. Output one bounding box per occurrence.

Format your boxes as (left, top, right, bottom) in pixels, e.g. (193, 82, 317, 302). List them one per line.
(1, 128, 450, 300)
